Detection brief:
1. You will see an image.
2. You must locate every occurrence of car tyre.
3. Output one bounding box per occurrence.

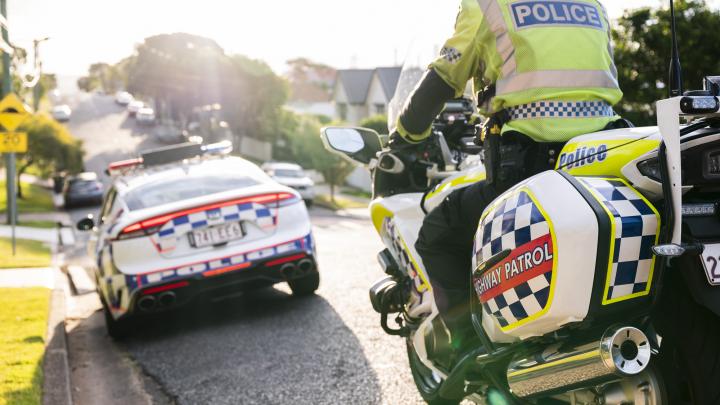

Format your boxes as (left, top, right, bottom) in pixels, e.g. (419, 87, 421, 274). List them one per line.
(288, 272, 320, 296)
(101, 298, 134, 340)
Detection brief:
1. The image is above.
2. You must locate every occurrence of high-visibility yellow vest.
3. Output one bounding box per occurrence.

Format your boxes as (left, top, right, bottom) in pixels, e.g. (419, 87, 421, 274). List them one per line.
(429, 0, 623, 142)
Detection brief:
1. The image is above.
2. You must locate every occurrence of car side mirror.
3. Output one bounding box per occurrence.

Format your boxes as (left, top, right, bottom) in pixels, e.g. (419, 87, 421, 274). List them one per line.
(321, 127, 382, 165)
(76, 215, 95, 231)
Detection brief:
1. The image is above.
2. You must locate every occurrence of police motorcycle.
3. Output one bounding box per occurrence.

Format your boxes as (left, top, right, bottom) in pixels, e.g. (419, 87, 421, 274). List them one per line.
(321, 10, 720, 405)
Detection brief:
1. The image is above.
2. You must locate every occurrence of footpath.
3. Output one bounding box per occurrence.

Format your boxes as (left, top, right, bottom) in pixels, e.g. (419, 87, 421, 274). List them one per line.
(0, 179, 74, 405)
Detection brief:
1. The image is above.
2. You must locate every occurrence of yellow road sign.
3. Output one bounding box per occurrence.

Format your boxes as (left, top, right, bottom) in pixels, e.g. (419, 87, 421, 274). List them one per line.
(0, 132, 28, 153)
(0, 93, 30, 132)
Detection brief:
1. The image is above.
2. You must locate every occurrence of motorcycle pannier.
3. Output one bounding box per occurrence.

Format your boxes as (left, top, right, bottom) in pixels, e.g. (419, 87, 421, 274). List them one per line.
(472, 171, 661, 341)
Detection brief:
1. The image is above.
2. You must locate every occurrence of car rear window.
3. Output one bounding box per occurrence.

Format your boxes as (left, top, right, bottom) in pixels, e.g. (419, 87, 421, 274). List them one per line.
(124, 174, 259, 211)
(69, 180, 100, 191)
(273, 169, 304, 178)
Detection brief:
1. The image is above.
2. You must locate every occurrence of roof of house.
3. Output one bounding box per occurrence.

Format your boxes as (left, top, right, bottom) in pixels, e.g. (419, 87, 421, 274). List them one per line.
(336, 69, 375, 104)
(375, 67, 402, 99)
(335, 67, 402, 105)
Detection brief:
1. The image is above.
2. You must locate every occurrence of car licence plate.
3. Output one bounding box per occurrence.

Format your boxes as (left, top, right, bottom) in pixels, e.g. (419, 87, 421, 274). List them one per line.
(701, 243, 720, 285)
(190, 222, 244, 248)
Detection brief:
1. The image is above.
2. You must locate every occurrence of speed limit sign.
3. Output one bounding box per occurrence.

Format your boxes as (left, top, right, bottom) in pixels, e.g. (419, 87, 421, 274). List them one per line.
(0, 131, 27, 153)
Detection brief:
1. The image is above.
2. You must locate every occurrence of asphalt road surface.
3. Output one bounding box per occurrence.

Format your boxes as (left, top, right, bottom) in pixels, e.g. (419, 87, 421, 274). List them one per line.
(60, 91, 426, 404)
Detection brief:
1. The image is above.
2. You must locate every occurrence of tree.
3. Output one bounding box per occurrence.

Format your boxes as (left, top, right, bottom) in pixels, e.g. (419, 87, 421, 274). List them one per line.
(282, 112, 355, 200)
(359, 114, 388, 135)
(613, 0, 720, 125)
(15, 114, 84, 198)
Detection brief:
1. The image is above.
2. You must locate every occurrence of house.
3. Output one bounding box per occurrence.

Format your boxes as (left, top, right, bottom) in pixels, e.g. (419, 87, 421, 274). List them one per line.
(284, 59, 336, 118)
(333, 67, 402, 125)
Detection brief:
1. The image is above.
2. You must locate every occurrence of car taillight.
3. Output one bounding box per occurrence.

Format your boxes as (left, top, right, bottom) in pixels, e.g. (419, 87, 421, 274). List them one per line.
(117, 192, 295, 240)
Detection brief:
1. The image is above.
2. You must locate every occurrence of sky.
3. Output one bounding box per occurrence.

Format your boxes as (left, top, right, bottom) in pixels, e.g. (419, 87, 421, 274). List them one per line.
(7, 0, 713, 76)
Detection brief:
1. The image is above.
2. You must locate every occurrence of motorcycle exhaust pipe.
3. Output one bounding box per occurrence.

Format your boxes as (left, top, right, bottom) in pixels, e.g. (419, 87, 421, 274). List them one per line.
(507, 326, 651, 398)
(158, 291, 176, 308)
(280, 263, 298, 279)
(137, 295, 157, 312)
(297, 259, 314, 274)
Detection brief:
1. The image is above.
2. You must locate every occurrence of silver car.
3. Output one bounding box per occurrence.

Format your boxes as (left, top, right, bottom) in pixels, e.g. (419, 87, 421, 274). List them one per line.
(261, 162, 316, 204)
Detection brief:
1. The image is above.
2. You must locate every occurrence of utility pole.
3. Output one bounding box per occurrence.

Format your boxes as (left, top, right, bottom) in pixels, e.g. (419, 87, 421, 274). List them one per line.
(1, 0, 14, 236)
(32, 37, 49, 112)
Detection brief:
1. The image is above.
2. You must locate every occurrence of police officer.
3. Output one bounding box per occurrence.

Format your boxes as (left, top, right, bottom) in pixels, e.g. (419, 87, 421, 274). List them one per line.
(390, 0, 624, 352)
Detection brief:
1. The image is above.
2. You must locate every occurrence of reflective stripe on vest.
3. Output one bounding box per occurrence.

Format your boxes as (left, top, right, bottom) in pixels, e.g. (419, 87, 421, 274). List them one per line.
(496, 70, 619, 96)
(508, 100, 614, 120)
(477, 0, 516, 77)
(475, 0, 618, 96)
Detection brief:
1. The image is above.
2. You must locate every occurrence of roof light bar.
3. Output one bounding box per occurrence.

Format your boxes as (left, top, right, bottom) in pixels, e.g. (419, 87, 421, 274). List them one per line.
(106, 141, 234, 176)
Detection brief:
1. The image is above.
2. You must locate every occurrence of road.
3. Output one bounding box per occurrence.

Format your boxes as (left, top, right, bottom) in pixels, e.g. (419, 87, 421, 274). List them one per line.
(61, 91, 426, 404)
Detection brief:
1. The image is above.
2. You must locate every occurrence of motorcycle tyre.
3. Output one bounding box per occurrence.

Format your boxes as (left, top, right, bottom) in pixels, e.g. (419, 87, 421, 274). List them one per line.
(406, 337, 460, 405)
(656, 269, 720, 405)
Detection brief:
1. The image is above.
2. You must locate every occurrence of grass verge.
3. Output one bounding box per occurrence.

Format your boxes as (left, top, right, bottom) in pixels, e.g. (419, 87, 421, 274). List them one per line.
(0, 288, 49, 405)
(314, 194, 368, 211)
(17, 221, 58, 229)
(0, 181, 54, 214)
(0, 238, 51, 269)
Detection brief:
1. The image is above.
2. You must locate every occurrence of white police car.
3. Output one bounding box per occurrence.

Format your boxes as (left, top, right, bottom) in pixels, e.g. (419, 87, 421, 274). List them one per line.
(77, 141, 318, 338)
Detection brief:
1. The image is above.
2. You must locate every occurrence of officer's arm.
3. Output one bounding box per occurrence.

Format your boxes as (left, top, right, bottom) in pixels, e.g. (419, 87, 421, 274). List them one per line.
(395, 0, 483, 143)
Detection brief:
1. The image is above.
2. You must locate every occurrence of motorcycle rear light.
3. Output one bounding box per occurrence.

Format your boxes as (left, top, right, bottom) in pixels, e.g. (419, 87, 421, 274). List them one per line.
(117, 193, 296, 240)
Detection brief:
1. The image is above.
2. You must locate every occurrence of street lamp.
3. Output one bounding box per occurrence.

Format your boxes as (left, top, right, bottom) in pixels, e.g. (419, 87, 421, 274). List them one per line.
(32, 36, 50, 111)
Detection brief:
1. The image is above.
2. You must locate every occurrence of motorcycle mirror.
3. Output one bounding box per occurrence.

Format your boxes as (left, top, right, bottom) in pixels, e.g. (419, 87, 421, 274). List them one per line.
(321, 127, 382, 165)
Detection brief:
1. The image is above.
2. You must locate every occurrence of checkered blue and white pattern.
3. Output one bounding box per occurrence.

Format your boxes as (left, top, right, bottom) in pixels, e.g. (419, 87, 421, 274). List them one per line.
(154, 202, 277, 252)
(508, 101, 615, 120)
(383, 218, 426, 293)
(578, 178, 659, 302)
(482, 272, 552, 328)
(440, 46, 462, 63)
(476, 191, 550, 264)
(473, 190, 554, 328)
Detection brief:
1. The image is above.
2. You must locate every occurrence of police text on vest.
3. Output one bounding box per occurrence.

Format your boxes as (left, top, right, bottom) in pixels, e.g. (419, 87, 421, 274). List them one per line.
(510, 1, 604, 30)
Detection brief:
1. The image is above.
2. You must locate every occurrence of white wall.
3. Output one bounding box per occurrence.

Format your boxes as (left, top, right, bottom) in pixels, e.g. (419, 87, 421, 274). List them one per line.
(345, 166, 372, 192)
(286, 101, 334, 118)
(366, 75, 388, 116)
(239, 136, 273, 162)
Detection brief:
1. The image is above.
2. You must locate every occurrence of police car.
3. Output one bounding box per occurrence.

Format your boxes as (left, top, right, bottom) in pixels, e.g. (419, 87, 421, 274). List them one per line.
(77, 141, 319, 338)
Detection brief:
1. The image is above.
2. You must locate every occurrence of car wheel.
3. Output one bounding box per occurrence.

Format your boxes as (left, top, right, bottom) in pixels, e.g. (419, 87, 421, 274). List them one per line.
(288, 272, 320, 296)
(101, 299, 134, 340)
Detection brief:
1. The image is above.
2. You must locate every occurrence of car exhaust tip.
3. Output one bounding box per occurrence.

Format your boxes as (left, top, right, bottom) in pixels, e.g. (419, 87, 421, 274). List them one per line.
(138, 295, 157, 312)
(158, 291, 176, 308)
(281, 263, 298, 279)
(297, 259, 314, 274)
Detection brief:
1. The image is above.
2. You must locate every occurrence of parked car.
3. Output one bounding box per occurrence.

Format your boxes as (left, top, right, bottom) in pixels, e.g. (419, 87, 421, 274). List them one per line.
(136, 107, 156, 125)
(76, 142, 319, 338)
(261, 162, 316, 204)
(51, 104, 72, 122)
(64, 172, 104, 208)
(127, 100, 144, 117)
(115, 91, 134, 106)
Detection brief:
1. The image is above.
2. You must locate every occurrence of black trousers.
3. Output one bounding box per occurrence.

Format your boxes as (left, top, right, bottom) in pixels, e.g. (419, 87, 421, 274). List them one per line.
(415, 181, 499, 331)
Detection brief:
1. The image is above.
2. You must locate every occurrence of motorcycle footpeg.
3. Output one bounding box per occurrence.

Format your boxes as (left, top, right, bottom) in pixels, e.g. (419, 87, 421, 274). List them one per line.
(369, 276, 400, 314)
